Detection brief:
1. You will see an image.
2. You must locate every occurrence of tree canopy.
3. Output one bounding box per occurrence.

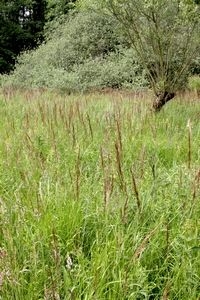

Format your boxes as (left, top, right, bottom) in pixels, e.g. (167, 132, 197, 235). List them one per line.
(0, 0, 47, 73)
(46, 0, 76, 21)
(0, 0, 78, 74)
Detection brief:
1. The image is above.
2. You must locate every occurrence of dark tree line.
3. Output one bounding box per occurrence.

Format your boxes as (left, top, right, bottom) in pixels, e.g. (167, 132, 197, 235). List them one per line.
(0, 0, 76, 74)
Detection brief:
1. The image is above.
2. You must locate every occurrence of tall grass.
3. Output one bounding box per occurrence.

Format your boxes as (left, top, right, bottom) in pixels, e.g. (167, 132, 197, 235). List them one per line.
(0, 89, 200, 299)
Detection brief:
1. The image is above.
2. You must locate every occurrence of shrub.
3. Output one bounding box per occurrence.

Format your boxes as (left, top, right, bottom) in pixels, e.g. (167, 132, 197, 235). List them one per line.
(1, 11, 146, 92)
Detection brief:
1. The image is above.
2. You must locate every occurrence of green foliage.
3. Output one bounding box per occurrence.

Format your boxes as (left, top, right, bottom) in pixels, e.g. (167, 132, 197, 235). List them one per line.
(0, 0, 46, 74)
(2, 11, 146, 92)
(46, 0, 77, 21)
(0, 90, 200, 298)
(3, 1, 200, 94)
(0, 0, 78, 74)
(79, 0, 200, 96)
(49, 11, 123, 69)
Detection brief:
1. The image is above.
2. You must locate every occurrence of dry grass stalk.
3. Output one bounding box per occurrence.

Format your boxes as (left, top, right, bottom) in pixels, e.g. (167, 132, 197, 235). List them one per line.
(121, 193, 129, 224)
(65, 119, 71, 135)
(139, 146, 146, 179)
(130, 166, 141, 214)
(75, 147, 81, 201)
(24, 112, 30, 127)
(165, 221, 170, 255)
(76, 102, 87, 134)
(192, 168, 200, 203)
(116, 119, 122, 155)
(149, 121, 157, 140)
(151, 162, 156, 180)
(68, 104, 74, 130)
(86, 113, 93, 140)
(187, 119, 192, 169)
(38, 103, 46, 125)
(100, 146, 105, 171)
(81, 113, 88, 135)
(162, 281, 171, 300)
(58, 103, 65, 122)
(115, 141, 124, 191)
(11, 120, 15, 131)
(114, 140, 129, 222)
(47, 117, 58, 159)
(76, 101, 81, 121)
(100, 147, 114, 209)
(133, 226, 158, 260)
(25, 132, 34, 153)
(53, 102, 58, 126)
(44, 288, 60, 300)
(72, 123, 76, 148)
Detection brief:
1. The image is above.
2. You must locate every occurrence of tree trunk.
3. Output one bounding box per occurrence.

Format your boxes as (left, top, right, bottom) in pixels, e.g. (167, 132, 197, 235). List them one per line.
(153, 91, 175, 112)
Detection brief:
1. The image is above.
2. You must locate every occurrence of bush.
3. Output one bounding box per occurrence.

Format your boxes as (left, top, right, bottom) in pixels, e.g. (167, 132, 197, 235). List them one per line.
(66, 48, 147, 92)
(1, 11, 146, 92)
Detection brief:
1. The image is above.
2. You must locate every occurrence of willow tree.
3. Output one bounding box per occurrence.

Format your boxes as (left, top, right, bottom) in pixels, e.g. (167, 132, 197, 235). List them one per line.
(79, 0, 200, 111)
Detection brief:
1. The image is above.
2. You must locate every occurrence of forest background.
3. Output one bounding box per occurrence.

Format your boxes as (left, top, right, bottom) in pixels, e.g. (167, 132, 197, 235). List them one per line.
(1, 0, 199, 96)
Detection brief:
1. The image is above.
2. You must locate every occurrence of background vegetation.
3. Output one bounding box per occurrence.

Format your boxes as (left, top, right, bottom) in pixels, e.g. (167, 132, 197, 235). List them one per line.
(0, 0, 47, 73)
(1, 0, 200, 95)
(1, 9, 147, 93)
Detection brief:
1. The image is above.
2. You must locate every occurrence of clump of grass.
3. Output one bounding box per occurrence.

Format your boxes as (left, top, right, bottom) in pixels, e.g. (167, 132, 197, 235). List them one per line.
(0, 89, 200, 299)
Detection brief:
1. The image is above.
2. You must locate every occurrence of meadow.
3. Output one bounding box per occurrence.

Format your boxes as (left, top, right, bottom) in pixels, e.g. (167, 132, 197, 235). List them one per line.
(0, 89, 200, 299)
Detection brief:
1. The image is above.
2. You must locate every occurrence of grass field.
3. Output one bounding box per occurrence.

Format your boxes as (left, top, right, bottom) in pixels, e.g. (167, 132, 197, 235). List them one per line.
(0, 89, 200, 299)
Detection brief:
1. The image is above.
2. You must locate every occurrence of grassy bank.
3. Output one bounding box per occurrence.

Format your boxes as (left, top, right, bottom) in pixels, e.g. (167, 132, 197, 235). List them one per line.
(0, 90, 200, 299)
